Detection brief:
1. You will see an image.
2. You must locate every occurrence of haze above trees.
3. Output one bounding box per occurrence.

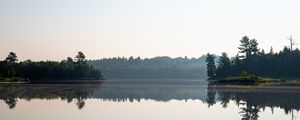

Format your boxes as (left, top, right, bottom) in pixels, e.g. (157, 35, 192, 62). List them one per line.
(89, 56, 207, 79)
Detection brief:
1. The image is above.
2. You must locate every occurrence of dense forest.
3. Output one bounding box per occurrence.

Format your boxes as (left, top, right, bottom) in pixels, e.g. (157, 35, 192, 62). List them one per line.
(206, 35, 300, 80)
(0, 51, 103, 82)
(89, 56, 207, 79)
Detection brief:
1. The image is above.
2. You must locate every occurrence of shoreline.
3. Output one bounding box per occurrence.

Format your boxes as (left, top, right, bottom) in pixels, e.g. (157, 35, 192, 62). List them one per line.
(207, 75, 300, 85)
(0, 79, 104, 84)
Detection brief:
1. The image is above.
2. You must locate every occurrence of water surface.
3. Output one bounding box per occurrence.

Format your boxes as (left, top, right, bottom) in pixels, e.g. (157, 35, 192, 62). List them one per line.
(0, 80, 299, 120)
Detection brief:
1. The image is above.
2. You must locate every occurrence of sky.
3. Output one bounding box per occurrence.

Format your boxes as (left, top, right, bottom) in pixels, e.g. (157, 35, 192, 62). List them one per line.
(0, 0, 300, 61)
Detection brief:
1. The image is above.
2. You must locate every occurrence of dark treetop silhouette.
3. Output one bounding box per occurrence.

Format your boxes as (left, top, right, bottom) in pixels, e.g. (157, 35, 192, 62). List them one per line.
(206, 35, 300, 82)
(0, 51, 103, 82)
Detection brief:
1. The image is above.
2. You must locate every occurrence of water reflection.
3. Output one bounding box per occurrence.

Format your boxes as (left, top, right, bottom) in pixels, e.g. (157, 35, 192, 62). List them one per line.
(0, 83, 300, 120)
(207, 84, 300, 120)
(0, 84, 208, 109)
(0, 84, 98, 109)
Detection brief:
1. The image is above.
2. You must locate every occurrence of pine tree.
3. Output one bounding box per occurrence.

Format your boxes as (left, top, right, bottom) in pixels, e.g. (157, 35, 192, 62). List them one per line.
(6, 52, 18, 63)
(216, 52, 231, 77)
(269, 47, 274, 55)
(238, 36, 251, 58)
(75, 51, 87, 64)
(249, 39, 259, 55)
(205, 53, 216, 79)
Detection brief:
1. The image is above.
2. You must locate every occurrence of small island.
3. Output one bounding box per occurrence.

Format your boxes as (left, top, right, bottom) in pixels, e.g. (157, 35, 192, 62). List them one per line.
(206, 35, 300, 85)
(0, 51, 104, 84)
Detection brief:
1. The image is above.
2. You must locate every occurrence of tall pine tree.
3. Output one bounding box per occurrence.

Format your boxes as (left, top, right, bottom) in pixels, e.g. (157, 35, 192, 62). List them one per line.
(206, 53, 216, 79)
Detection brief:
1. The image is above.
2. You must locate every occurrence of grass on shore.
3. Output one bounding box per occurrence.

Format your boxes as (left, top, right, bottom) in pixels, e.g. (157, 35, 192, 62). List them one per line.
(0, 77, 28, 82)
(222, 76, 281, 82)
(212, 71, 283, 84)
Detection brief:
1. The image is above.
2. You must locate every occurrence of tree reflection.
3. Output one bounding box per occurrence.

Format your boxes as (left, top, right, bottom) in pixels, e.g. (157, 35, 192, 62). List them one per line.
(76, 98, 85, 109)
(239, 104, 260, 120)
(206, 88, 216, 107)
(1, 83, 300, 120)
(0, 84, 208, 109)
(206, 84, 300, 120)
(5, 97, 17, 109)
(0, 84, 100, 109)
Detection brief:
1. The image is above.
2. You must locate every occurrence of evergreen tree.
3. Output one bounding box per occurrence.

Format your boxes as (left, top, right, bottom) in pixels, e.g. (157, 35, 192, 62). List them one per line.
(238, 36, 251, 58)
(231, 54, 241, 75)
(212, 35, 300, 79)
(249, 39, 259, 55)
(0, 52, 103, 81)
(216, 52, 231, 77)
(6, 52, 18, 63)
(205, 53, 216, 79)
(258, 49, 265, 56)
(75, 51, 86, 64)
(269, 47, 274, 55)
(67, 57, 74, 63)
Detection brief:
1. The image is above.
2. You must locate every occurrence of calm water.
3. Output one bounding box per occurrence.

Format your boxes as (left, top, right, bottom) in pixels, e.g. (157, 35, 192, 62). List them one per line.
(0, 80, 300, 120)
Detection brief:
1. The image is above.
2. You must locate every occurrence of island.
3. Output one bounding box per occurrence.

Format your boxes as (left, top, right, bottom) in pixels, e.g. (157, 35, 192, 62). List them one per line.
(206, 35, 300, 85)
(0, 51, 104, 83)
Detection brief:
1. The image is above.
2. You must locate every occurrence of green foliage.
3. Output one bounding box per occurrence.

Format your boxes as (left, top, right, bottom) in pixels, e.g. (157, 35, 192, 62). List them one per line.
(238, 36, 251, 58)
(257, 77, 279, 82)
(240, 71, 252, 77)
(249, 39, 259, 55)
(215, 52, 231, 78)
(211, 35, 300, 80)
(205, 53, 216, 79)
(238, 36, 259, 58)
(221, 71, 257, 82)
(0, 52, 103, 82)
(0, 77, 25, 82)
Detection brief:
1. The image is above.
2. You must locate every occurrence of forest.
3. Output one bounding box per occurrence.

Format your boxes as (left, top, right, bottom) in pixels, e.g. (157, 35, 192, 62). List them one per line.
(206, 35, 300, 80)
(88, 56, 207, 79)
(0, 51, 103, 82)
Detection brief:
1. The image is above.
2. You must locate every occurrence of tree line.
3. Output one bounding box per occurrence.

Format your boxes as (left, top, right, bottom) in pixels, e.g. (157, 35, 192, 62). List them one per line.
(0, 51, 103, 82)
(206, 35, 300, 80)
(88, 56, 207, 79)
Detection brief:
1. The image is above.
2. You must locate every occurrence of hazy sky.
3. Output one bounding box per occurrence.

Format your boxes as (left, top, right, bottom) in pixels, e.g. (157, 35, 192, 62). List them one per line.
(0, 0, 300, 61)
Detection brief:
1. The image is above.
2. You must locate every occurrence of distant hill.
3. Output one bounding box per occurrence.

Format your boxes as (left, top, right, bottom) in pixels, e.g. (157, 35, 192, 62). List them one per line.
(88, 56, 207, 79)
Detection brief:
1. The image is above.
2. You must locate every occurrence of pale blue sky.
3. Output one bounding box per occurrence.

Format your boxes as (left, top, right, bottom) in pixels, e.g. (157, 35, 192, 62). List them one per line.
(0, 0, 299, 60)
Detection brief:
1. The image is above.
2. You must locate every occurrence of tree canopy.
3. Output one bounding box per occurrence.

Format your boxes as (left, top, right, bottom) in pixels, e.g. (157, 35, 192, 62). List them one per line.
(89, 56, 207, 79)
(5, 52, 18, 63)
(205, 53, 216, 79)
(206, 35, 300, 79)
(0, 51, 103, 82)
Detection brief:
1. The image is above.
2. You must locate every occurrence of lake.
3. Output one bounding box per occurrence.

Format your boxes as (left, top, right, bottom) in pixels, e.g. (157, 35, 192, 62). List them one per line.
(0, 80, 299, 120)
